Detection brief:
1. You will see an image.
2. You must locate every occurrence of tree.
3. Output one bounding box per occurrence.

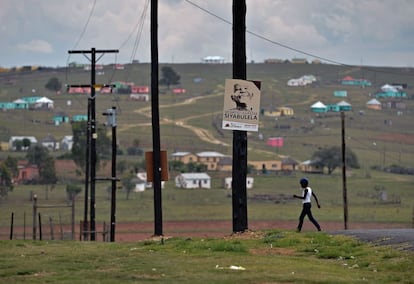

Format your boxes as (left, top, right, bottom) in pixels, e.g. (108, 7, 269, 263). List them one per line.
(71, 121, 112, 173)
(121, 170, 136, 200)
(311, 146, 360, 174)
(45, 77, 62, 92)
(22, 138, 31, 150)
(12, 140, 23, 151)
(159, 66, 180, 88)
(26, 145, 57, 184)
(3, 156, 18, 179)
(66, 184, 82, 201)
(0, 164, 13, 198)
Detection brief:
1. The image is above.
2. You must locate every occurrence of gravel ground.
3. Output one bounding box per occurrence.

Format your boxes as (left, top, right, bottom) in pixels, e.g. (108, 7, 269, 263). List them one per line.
(330, 229, 414, 251)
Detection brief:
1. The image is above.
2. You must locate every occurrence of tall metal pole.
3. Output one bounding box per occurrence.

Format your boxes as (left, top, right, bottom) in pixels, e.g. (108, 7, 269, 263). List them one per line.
(151, 0, 163, 236)
(232, 0, 248, 233)
(341, 111, 348, 230)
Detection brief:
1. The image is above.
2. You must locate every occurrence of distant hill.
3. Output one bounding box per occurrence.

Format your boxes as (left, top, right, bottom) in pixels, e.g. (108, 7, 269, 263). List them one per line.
(0, 63, 413, 169)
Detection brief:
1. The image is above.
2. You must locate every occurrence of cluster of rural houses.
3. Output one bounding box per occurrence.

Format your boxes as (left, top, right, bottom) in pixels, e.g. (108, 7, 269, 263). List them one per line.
(67, 81, 186, 101)
(281, 75, 408, 114)
(0, 96, 54, 110)
(170, 151, 319, 190)
(287, 75, 317, 87)
(4, 135, 73, 152)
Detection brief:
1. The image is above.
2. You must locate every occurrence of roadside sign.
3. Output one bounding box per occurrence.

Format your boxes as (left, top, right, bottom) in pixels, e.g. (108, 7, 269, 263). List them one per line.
(222, 79, 261, 131)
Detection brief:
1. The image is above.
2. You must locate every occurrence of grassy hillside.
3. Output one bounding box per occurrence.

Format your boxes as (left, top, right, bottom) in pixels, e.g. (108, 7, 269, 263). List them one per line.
(1, 63, 413, 169)
(1, 63, 414, 238)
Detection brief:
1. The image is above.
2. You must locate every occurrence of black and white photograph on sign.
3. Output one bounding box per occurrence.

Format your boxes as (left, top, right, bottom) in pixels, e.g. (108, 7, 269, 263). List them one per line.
(222, 79, 261, 132)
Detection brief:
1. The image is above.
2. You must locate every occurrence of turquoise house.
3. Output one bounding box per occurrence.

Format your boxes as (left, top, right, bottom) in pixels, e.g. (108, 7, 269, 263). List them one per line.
(341, 76, 371, 87)
(22, 96, 42, 104)
(337, 100, 352, 111)
(376, 91, 407, 99)
(334, 90, 347, 97)
(0, 102, 16, 110)
(72, 114, 88, 122)
(53, 112, 70, 125)
(326, 104, 340, 112)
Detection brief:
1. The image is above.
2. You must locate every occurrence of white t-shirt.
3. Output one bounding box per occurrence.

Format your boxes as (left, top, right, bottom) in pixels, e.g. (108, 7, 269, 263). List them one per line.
(301, 186, 312, 203)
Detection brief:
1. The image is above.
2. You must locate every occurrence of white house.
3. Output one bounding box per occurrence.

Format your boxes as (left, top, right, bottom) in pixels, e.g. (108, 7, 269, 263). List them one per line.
(34, 97, 54, 109)
(223, 177, 254, 189)
(202, 56, 225, 64)
(287, 75, 316, 86)
(61, 135, 74, 151)
(134, 172, 164, 192)
(9, 136, 37, 151)
(175, 173, 211, 189)
(41, 134, 59, 151)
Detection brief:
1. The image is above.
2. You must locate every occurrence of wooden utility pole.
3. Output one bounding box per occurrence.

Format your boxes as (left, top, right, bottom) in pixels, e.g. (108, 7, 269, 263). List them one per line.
(341, 111, 348, 229)
(68, 48, 118, 240)
(150, 0, 163, 236)
(232, 0, 248, 233)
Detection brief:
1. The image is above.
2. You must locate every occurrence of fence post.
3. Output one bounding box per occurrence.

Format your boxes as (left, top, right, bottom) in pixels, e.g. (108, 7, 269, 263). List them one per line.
(49, 216, 54, 240)
(9, 212, 14, 240)
(32, 194, 37, 240)
(71, 194, 75, 241)
(38, 213, 42, 241)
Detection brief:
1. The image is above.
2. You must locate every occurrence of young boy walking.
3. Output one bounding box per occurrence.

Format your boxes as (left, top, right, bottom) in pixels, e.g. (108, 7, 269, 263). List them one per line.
(293, 178, 322, 232)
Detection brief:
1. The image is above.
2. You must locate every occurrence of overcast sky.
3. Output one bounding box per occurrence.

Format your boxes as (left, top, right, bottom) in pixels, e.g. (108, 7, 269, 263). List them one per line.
(1, 0, 414, 68)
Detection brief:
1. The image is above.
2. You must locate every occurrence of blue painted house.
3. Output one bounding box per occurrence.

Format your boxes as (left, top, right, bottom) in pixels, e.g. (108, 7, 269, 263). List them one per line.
(334, 90, 347, 97)
(53, 112, 70, 125)
(341, 76, 371, 87)
(376, 91, 407, 99)
(337, 100, 352, 111)
(72, 114, 88, 122)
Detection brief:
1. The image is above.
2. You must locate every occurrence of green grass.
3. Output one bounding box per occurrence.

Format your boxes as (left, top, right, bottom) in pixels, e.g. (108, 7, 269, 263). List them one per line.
(1, 170, 413, 236)
(0, 231, 413, 283)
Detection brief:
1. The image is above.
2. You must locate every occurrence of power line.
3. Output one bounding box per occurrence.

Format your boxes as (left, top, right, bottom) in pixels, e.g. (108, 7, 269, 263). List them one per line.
(184, 0, 413, 76)
(71, 0, 97, 51)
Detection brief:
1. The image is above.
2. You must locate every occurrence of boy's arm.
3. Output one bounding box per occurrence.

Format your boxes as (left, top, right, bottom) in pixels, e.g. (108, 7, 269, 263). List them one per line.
(293, 189, 307, 200)
(312, 192, 321, 208)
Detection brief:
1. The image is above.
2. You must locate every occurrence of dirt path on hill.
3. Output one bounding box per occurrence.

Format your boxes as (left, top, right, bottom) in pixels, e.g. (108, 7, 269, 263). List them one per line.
(119, 93, 282, 154)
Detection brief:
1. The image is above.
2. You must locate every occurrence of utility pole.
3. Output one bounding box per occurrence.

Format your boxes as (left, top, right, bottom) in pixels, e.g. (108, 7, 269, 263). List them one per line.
(150, 0, 163, 236)
(103, 107, 117, 242)
(341, 111, 348, 230)
(68, 48, 118, 241)
(232, 0, 248, 233)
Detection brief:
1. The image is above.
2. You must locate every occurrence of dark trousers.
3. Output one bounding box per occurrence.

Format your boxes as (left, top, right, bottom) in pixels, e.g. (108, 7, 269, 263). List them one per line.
(297, 202, 321, 231)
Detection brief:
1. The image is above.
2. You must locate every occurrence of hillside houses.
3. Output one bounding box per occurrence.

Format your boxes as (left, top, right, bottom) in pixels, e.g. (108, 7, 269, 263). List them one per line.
(0, 96, 54, 110)
(376, 84, 407, 99)
(264, 106, 294, 117)
(341, 76, 372, 87)
(287, 75, 316, 86)
(67, 81, 150, 96)
(310, 100, 352, 113)
(171, 151, 309, 174)
(202, 56, 225, 64)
